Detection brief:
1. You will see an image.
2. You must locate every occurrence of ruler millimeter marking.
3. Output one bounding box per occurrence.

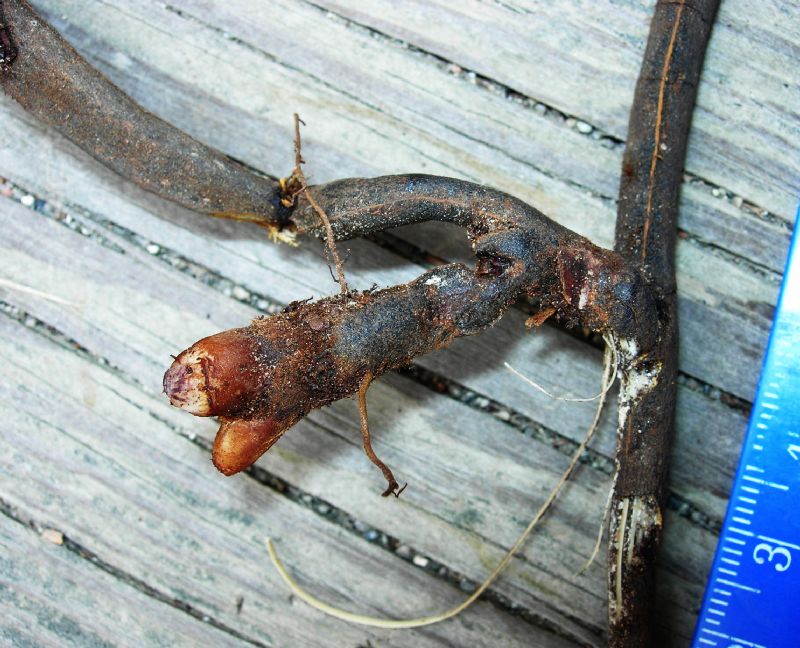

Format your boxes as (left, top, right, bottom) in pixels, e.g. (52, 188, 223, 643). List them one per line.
(692, 218, 800, 648)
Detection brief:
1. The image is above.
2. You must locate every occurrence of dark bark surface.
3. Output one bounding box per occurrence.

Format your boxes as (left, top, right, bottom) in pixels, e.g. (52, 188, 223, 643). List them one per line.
(165, 174, 661, 476)
(0, 0, 285, 224)
(609, 1, 720, 645)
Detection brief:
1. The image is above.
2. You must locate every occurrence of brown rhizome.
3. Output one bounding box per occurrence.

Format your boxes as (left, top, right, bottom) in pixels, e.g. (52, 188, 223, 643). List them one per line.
(0, 0, 721, 645)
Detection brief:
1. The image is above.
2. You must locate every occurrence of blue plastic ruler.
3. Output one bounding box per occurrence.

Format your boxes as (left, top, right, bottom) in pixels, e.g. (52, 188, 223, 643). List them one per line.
(692, 218, 800, 648)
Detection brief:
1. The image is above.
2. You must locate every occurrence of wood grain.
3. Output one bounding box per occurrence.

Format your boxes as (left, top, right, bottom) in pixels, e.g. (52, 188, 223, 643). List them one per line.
(0, 311, 580, 648)
(312, 0, 800, 221)
(0, 518, 249, 648)
(1, 0, 791, 645)
(23, 0, 782, 399)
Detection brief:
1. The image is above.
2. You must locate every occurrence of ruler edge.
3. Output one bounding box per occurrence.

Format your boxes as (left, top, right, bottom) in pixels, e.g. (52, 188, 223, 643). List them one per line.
(691, 212, 800, 646)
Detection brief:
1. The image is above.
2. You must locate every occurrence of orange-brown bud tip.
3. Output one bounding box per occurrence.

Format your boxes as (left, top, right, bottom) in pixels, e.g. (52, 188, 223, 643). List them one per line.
(163, 329, 263, 417)
(212, 415, 298, 475)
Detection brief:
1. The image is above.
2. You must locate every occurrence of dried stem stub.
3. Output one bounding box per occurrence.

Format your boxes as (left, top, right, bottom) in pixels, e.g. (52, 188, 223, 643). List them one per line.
(284, 113, 349, 295)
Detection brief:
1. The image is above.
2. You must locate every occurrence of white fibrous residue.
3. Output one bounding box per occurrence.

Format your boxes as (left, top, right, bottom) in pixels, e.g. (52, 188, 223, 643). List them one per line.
(617, 403, 630, 437)
(614, 335, 661, 444)
(621, 362, 661, 402)
(578, 283, 590, 309)
(616, 337, 639, 361)
(424, 275, 443, 287)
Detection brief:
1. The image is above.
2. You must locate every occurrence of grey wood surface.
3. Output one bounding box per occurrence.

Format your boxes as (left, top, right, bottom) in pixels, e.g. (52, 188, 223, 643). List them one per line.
(0, 1, 796, 646)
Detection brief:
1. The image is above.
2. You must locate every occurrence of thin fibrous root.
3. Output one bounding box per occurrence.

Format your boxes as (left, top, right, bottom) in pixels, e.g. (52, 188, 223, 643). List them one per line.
(578, 462, 618, 575)
(504, 343, 618, 403)
(358, 372, 406, 497)
(265, 336, 616, 629)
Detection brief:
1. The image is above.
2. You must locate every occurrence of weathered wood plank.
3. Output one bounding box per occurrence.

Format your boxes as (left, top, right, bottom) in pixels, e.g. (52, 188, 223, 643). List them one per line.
(0, 194, 612, 644)
(311, 0, 800, 221)
(1, 1, 784, 643)
(19, 0, 781, 401)
(158, 0, 793, 270)
(3, 185, 736, 640)
(1, 315, 576, 648)
(0, 128, 747, 525)
(0, 517, 246, 647)
(61, 0, 792, 274)
(0, 194, 711, 644)
(183, 0, 793, 266)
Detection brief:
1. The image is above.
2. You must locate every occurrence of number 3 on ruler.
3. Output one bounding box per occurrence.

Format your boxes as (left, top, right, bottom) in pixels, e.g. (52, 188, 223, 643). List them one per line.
(753, 543, 792, 571)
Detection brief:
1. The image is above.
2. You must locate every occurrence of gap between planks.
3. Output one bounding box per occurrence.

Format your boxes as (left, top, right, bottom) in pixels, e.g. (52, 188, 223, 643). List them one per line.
(0, 192, 712, 636)
(0, 307, 598, 647)
(0, 184, 744, 528)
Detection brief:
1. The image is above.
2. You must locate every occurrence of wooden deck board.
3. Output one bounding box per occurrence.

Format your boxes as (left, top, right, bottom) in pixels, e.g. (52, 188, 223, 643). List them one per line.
(2, 312, 577, 648)
(0, 106, 749, 521)
(311, 0, 800, 220)
(0, 518, 246, 648)
(28, 0, 784, 398)
(0, 187, 625, 644)
(1, 0, 796, 645)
